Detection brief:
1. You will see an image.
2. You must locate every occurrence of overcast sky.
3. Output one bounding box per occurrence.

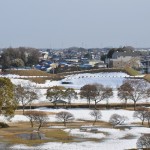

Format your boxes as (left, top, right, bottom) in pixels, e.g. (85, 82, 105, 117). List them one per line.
(0, 0, 150, 48)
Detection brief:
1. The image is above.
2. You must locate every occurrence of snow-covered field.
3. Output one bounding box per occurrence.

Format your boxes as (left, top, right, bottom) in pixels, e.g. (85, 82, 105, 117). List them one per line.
(9, 72, 150, 104)
(10, 72, 129, 89)
(1, 72, 149, 149)
(9, 108, 150, 150)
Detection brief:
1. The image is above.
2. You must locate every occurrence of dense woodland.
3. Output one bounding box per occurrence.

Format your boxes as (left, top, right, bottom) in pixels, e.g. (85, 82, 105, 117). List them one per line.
(0, 47, 40, 70)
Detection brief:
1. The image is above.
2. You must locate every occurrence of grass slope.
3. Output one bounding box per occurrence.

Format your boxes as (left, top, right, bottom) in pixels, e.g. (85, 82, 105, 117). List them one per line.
(144, 74, 150, 82)
(5, 69, 64, 83)
(125, 67, 140, 76)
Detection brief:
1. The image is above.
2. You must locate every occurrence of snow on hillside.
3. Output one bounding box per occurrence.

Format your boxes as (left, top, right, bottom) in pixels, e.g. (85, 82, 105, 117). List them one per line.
(45, 72, 130, 89)
(10, 72, 129, 89)
(9, 72, 150, 104)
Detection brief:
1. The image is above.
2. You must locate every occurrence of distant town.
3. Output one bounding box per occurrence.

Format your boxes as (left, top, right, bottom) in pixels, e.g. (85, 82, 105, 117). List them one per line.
(0, 46, 150, 74)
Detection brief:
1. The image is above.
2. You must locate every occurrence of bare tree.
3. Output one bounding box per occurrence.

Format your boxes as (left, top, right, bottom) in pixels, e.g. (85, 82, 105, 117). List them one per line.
(34, 111, 49, 131)
(109, 114, 128, 127)
(94, 84, 113, 109)
(80, 84, 97, 108)
(118, 82, 133, 108)
(55, 111, 74, 126)
(145, 111, 150, 127)
(118, 80, 150, 110)
(24, 111, 35, 128)
(24, 111, 48, 131)
(46, 86, 65, 102)
(133, 108, 148, 125)
(64, 88, 78, 108)
(14, 84, 38, 114)
(90, 110, 102, 125)
(137, 134, 150, 149)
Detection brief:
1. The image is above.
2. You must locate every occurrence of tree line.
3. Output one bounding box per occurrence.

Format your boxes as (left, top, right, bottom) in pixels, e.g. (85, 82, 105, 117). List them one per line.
(0, 77, 150, 148)
(0, 47, 40, 70)
(0, 77, 150, 122)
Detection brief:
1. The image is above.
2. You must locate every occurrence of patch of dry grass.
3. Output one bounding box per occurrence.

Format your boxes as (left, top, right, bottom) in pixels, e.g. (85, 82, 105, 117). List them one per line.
(6, 69, 52, 76)
(15, 110, 56, 115)
(125, 67, 140, 76)
(5, 69, 64, 83)
(144, 74, 150, 83)
(120, 134, 136, 140)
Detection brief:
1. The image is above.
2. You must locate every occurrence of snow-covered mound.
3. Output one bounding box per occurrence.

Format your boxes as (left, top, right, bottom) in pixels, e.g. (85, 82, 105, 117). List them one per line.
(46, 72, 130, 89)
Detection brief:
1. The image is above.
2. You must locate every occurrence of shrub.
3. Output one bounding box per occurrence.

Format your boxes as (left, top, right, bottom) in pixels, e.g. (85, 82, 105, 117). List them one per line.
(0, 122, 9, 128)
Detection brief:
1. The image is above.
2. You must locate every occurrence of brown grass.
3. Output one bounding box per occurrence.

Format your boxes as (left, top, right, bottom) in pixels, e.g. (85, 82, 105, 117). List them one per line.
(0, 120, 112, 146)
(6, 69, 52, 76)
(125, 67, 140, 76)
(15, 110, 56, 115)
(5, 69, 64, 83)
(144, 74, 150, 83)
(120, 134, 136, 140)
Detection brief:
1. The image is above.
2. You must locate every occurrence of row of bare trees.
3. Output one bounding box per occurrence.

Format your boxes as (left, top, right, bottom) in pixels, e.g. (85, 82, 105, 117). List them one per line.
(46, 86, 77, 107)
(80, 84, 113, 109)
(80, 79, 150, 110)
(23, 109, 131, 130)
(23, 110, 102, 130)
(24, 111, 49, 131)
(46, 84, 113, 109)
(118, 79, 150, 110)
(23, 108, 150, 131)
(14, 79, 150, 116)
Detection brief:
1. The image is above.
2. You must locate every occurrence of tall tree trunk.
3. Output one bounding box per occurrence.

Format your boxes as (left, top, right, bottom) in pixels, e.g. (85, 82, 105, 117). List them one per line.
(142, 119, 144, 125)
(148, 120, 150, 128)
(30, 119, 34, 128)
(93, 119, 96, 126)
(38, 123, 42, 131)
(64, 121, 66, 126)
(94, 101, 97, 109)
(134, 101, 136, 111)
(125, 99, 127, 108)
(106, 100, 109, 109)
(88, 99, 91, 108)
(23, 106, 25, 115)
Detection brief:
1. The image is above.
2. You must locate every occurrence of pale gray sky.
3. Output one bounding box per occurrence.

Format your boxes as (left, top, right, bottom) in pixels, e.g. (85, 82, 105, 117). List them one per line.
(0, 0, 150, 48)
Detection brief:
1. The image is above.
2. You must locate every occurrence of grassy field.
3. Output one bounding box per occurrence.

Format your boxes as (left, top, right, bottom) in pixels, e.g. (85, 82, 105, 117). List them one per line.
(5, 69, 52, 76)
(5, 69, 64, 83)
(0, 119, 111, 147)
(144, 74, 150, 82)
(124, 67, 140, 76)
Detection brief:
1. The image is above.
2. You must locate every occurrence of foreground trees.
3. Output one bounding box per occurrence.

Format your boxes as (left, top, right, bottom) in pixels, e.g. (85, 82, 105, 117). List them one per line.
(137, 134, 150, 149)
(109, 114, 128, 127)
(0, 78, 17, 118)
(93, 84, 113, 109)
(55, 111, 74, 126)
(46, 86, 78, 107)
(46, 86, 65, 102)
(24, 111, 48, 131)
(118, 80, 150, 110)
(14, 83, 38, 114)
(118, 82, 133, 108)
(133, 108, 149, 125)
(64, 88, 78, 107)
(80, 84, 97, 108)
(80, 84, 113, 109)
(90, 110, 102, 125)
